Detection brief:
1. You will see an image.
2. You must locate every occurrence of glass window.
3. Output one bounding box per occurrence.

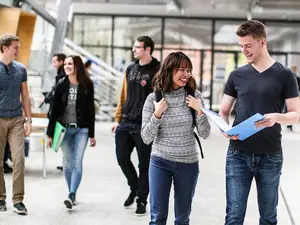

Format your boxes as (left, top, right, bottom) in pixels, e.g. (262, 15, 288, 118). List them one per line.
(212, 52, 236, 110)
(164, 19, 212, 49)
(85, 47, 112, 66)
(214, 21, 242, 51)
(152, 50, 161, 62)
(288, 54, 300, 70)
(265, 22, 300, 53)
(113, 48, 133, 72)
(201, 50, 212, 107)
(73, 16, 112, 46)
(114, 17, 162, 47)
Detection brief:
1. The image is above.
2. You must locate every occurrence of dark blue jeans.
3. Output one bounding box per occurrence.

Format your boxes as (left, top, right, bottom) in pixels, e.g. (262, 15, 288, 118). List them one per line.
(225, 146, 283, 225)
(149, 156, 199, 225)
(115, 121, 151, 203)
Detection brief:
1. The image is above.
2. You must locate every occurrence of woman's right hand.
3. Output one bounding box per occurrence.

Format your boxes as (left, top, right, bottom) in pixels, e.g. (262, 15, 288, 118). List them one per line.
(48, 137, 52, 148)
(153, 98, 168, 119)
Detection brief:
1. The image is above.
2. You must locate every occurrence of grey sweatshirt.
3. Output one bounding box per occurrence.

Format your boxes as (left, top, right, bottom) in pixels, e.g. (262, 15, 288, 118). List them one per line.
(141, 87, 211, 163)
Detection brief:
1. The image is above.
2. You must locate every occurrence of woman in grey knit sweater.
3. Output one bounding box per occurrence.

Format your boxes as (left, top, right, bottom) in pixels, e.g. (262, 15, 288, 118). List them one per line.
(141, 52, 211, 225)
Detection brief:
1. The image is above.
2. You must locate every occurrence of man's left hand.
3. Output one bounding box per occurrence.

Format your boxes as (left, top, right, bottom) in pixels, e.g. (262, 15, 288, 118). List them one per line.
(255, 113, 277, 128)
(24, 121, 32, 136)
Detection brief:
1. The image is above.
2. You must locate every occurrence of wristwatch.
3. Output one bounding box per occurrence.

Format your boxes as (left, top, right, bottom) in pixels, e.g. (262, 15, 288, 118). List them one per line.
(24, 118, 32, 123)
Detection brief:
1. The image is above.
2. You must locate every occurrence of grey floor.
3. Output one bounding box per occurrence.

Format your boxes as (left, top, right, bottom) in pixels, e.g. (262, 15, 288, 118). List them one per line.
(1, 122, 300, 225)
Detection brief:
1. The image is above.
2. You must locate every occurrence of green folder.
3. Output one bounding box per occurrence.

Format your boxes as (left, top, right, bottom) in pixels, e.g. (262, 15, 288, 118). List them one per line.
(51, 122, 66, 152)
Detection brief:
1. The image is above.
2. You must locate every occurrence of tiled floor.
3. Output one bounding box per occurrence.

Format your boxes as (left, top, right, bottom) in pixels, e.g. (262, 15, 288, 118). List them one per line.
(1, 122, 299, 225)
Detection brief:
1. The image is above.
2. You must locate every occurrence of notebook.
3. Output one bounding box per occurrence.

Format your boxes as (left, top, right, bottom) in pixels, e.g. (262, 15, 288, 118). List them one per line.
(51, 122, 66, 152)
(200, 108, 265, 140)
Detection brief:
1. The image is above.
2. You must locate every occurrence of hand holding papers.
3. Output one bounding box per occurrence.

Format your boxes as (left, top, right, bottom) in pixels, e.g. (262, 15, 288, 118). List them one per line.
(200, 108, 265, 141)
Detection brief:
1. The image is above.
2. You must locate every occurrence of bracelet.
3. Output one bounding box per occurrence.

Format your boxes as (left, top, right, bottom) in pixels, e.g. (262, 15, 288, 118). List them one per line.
(24, 118, 32, 123)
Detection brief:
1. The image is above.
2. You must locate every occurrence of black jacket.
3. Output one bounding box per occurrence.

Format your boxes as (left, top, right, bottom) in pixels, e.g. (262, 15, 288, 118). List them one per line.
(122, 57, 160, 122)
(46, 77, 95, 138)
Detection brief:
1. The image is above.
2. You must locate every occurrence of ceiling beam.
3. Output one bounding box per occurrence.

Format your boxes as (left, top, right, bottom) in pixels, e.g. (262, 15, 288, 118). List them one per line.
(166, 0, 182, 12)
(248, 0, 261, 20)
(260, 0, 300, 9)
(172, 0, 181, 11)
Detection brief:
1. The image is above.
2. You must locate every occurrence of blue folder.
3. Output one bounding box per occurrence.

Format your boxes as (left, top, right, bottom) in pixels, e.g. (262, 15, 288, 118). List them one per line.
(201, 108, 265, 140)
(225, 113, 265, 140)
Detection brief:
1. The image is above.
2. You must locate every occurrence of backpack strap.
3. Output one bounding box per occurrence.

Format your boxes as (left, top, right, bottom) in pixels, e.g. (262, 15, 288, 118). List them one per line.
(155, 90, 163, 102)
(186, 87, 204, 159)
(194, 132, 204, 159)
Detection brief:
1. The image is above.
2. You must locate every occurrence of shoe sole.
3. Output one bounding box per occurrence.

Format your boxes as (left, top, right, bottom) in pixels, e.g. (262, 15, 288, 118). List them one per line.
(135, 212, 147, 217)
(13, 207, 27, 215)
(64, 199, 73, 210)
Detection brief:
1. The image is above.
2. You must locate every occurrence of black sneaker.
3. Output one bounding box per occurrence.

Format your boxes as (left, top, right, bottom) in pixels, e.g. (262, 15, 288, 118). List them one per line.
(64, 195, 73, 210)
(69, 192, 76, 206)
(13, 202, 27, 215)
(0, 200, 6, 211)
(287, 125, 293, 131)
(124, 193, 135, 208)
(56, 166, 63, 171)
(135, 202, 146, 216)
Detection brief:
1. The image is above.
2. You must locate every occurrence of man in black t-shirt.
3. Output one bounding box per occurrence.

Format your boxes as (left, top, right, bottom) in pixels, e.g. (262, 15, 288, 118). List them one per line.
(219, 20, 300, 225)
(112, 36, 160, 216)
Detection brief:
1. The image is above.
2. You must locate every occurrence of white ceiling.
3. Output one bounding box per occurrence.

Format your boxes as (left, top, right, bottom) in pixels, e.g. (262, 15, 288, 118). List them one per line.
(67, 0, 300, 20)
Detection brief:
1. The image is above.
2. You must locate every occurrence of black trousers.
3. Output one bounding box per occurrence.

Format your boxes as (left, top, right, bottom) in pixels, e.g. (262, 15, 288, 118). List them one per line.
(115, 121, 151, 204)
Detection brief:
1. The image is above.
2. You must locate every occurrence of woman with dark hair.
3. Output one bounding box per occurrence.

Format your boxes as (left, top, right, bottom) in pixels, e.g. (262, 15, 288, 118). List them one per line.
(46, 55, 96, 210)
(141, 52, 211, 224)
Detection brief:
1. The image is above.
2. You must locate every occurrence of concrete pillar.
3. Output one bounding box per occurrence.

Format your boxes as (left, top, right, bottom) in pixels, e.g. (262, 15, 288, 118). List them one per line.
(50, 0, 72, 56)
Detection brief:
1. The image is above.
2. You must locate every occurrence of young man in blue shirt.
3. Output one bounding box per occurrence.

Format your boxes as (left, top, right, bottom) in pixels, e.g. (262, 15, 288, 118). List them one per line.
(0, 33, 32, 215)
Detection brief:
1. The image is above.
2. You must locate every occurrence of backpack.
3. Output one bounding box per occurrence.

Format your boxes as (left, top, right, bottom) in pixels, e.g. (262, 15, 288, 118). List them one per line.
(155, 88, 204, 159)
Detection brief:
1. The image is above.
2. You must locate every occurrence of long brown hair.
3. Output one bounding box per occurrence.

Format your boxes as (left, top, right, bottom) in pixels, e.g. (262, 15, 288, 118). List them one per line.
(152, 52, 196, 93)
(67, 55, 93, 87)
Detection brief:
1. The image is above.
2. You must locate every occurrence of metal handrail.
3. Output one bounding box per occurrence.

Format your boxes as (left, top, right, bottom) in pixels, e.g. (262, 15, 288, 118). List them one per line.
(64, 38, 123, 78)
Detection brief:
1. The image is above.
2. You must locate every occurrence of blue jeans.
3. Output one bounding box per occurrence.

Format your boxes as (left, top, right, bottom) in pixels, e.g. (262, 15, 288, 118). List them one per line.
(225, 146, 283, 225)
(61, 128, 89, 195)
(149, 156, 199, 225)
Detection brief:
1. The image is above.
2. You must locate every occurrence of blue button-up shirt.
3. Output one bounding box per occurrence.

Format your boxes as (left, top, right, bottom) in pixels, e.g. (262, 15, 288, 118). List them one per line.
(0, 60, 27, 117)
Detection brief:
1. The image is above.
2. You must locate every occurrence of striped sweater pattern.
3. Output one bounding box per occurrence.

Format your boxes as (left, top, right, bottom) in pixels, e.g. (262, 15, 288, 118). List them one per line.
(141, 87, 211, 163)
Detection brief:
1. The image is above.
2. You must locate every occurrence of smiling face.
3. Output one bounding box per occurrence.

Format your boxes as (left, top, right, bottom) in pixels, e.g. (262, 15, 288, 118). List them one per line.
(3, 40, 20, 60)
(238, 34, 266, 64)
(172, 61, 192, 89)
(64, 57, 75, 76)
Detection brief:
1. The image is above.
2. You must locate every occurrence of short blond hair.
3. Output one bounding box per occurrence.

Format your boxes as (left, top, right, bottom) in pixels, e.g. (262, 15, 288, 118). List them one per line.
(0, 33, 19, 53)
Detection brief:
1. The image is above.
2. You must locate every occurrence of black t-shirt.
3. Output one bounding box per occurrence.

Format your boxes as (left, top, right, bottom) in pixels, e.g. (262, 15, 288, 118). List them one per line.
(224, 62, 299, 154)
